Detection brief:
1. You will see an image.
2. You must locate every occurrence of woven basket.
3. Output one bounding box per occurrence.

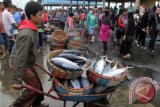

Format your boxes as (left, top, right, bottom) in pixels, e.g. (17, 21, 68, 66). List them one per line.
(47, 50, 83, 79)
(50, 43, 65, 51)
(52, 30, 68, 44)
(87, 61, 127, 87)
(53, 78, 94, 95)
(67, 45, 82, 50)
(68, 41, 82, 47)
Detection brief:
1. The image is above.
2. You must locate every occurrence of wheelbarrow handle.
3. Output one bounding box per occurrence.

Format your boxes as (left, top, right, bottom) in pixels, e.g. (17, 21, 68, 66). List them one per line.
(22, 85, 60, 100)
(34, 64, 53, 78)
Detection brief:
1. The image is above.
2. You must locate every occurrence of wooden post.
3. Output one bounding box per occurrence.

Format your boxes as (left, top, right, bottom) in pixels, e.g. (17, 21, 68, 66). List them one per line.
(77, 0, 79, 8)
(135, 0, 140, 10)
(108, 0, 111, 8)
(88, 0, 90, 10)
(61, 0, 64, 9)
(70, 0, 72, 9)
(95, 0, 97, 7)
(102, 0, 105, 11)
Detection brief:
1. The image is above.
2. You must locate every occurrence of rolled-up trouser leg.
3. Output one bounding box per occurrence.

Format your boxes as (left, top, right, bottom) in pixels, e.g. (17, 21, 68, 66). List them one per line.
(13, 68, 44, 107)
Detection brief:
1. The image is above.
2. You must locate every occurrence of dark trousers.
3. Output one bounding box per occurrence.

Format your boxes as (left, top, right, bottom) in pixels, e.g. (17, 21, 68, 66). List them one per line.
(120, 38, 133, 55)
(81, 21, 85, 28)
(13, 68, 44, 107)
(60, 21, 65, 30)
(38, 32, 44, 48)
(102, 41, 107, 51)
(135, 27, 140, 40)
(149, 29, 158, 50)
(138, 31, 146, 46)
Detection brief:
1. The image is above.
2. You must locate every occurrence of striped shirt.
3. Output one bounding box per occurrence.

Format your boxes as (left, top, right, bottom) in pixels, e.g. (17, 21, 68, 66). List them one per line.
(2, 9, 16, 36)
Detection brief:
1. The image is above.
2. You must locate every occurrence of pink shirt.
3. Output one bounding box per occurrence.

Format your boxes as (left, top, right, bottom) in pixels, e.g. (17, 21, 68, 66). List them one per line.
(81, 13, 86, 21)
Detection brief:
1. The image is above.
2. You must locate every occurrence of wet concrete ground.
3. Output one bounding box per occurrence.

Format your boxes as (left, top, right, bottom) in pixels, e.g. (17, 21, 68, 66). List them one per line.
(0, 36, 160, 107)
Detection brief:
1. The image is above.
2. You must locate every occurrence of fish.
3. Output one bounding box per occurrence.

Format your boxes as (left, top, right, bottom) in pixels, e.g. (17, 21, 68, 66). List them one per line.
(82, 62, 91, 78)
(101, 64, 112, 75)
(94, 58, 106, 74)
(50, 57, 81, 71)
(100, 56, 113, 63)
(79, 77, 90, 88)
(112, 59, 118, 70)
(57, 53, 87, 64)
(70, 79, 81, 89)
(103, 67, 133, 77)
(105, 58, 115, 64)
(60, 80, 69, 87)
(89, 59, 97, 70)
(62, 50, 81, 56)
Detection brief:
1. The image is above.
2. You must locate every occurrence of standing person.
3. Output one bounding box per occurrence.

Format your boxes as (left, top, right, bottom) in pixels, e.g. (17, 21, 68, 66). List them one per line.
(87, 10, 97, 43)
(9, 1, 49, 107)
(121, 12, 135, 59)
(59, 9, 66, 30)
(80, 11, 86, 28)
(67, 11, 74, 31)
(137, 11, 149, 49)
(116, 9, 128, 50)
(0, 2, 8, 59)
(37, 22, 45, 52)
(43, 10, 48, 24)
(148, 6, 160, 56)
(99, 11, 111, 52)
(9, 5, 20, 55)
(2, 0, 18, 55)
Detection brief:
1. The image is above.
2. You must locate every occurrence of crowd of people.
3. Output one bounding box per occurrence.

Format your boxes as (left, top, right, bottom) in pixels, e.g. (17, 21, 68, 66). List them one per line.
(45, 3, 160, 59)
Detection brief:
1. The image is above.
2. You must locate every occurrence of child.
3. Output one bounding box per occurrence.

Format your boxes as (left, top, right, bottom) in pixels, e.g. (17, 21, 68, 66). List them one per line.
(99, 11, 111, 52)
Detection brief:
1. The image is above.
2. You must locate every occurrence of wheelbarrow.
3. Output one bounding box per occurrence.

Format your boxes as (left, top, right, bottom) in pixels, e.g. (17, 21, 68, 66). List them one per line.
(21, 64, 131, 107)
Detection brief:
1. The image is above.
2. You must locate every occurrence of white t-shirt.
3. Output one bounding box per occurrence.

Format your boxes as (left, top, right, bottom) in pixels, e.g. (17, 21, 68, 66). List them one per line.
(2, 9, 16, 36)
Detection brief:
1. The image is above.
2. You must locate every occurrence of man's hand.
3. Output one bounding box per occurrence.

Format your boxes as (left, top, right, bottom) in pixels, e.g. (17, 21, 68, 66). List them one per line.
(12, 84, 22, 90)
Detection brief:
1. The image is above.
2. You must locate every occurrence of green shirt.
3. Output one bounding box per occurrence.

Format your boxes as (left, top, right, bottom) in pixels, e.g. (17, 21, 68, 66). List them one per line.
(87, 13, 97, 27)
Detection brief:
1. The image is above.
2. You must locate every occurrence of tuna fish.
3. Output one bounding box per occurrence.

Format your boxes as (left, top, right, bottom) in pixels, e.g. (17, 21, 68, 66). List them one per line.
(70, 79, 81, 89)
(62, 50, 81, 56)
(94, 58, 106, 74)
(57, 53, 87, 64)
(103, 67, 133, 77)
(79, 77, 90, 88)
(112, 59, 118, 70)
(61, 80, 69, 87)
(50, 57, 81, 71)
(89, 59, 97, 70)
(101, 64, 112, 75)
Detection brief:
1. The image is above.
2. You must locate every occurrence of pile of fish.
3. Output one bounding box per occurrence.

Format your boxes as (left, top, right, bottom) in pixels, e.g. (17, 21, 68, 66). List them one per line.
(90, 56, 133, 77)
(50, 50, 88, 71)
(60, 76, 91, 89)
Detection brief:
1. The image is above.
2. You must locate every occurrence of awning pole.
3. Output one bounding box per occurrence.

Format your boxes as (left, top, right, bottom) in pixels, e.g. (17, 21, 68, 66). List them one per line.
(70, 0, 72, 9)
(83, 0, 85, 8)
(102, 0, 105, 11)
(61, 0, 64, 8)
